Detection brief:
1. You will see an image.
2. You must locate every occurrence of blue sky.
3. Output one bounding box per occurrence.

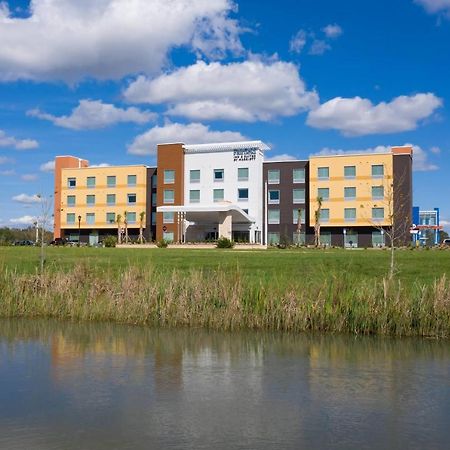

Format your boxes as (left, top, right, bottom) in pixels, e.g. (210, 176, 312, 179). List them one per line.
(1, 0, 449, 230)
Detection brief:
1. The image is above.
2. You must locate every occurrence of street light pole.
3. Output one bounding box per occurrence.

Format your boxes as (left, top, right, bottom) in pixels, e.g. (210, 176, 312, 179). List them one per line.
(78, 215, 82, 246)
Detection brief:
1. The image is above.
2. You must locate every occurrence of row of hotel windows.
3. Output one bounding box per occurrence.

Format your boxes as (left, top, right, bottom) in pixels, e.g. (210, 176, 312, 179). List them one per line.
(316, 186, 384, 201)
(66, 193, 137, 206)
(163, 188, 250, 204)
(67, 175, 138, 189)
(163, 168, 251, 184)
(266, 168, 305, 184)
(66, 212, 138, 225)
(267, 207, 385, 224)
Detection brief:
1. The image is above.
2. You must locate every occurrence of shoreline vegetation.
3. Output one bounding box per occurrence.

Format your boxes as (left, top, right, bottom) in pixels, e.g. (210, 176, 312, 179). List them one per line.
(1, 247, 450, 338)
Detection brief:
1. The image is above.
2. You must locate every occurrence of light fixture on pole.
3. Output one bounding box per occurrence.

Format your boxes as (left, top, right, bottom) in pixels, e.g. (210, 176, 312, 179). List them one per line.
(77, 215, 82, 246)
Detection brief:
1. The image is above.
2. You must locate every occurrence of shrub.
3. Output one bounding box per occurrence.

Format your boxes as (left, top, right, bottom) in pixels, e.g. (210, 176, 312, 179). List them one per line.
(103, 235, 117, 248)
(216, 237, 234, 248)
(156, 239, 169, 248)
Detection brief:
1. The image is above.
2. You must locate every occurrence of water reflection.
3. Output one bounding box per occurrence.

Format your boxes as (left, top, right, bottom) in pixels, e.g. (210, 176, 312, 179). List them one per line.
(1, 319, 450, 450)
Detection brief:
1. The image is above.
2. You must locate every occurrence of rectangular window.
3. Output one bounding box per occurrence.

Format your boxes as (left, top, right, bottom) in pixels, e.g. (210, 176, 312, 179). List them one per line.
(127, 193, 137, 205)
(320, 231, 332, 247)
(67, 195, 75, 207)
(86, 176, 96, 188)
(267, 169, 280, 184)
(163, 212, 174, 224)
(238, 167, 249, 181)
(344, 232, 358, 248)
(106, 212, 115, 224)
(320, 208, 330, 222)
(163, 190, 174, 204)
(86, 213, 95, 225)
(372, 186, 384, 200)
(344, 187, 356, 200)
(318, 167, 329, 180)
(151, 212, 156, 226)
(189, 190, 200, 203)
(372, 207, 384, 220)
(317, 188, 329, 201)
(86, 194, 95, 206)
(68, 177, 76, 188)
(66, 213, 75, 225)
(127, 175, 137, 187)
(268, 232, 280, 245)
(268, 190, 280, 204)
(214, 169, 224, 182)
(107, 176, 116, 188)
(268, 209, 280, 224)
(293, 208, 305, 225)
(372, 164, 384, 178)
(190, 169, 200, 183)
(372, 231, 385, 247)
(293, 232, 306, 245)
(344, 166, 356, 178)
(344, 208, 356, 221)
(293, 168, 305, 183)
(164, 169, 175, 184)
(152, 175, 157, 188)
(151, 192, 157, 205)
(163, 231, 174, 242)
(106, 194, 116, 206)
(213, 189, 224, 202)
(126, 212, 136, 224)
(238, 188, 248, 201)
(293, 188, 305, 204)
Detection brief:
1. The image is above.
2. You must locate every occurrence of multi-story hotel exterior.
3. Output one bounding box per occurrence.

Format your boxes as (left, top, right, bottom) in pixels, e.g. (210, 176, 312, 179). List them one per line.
(53, 142, 413, 247)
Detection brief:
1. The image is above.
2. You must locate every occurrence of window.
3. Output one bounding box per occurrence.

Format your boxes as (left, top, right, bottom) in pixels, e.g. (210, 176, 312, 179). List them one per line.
(268, 190, 280, 204)
(67, 195, 75, 207)
(372, 207, 384, 220)
(66, 213, 75, 225)
(106, 212, 115, 224)
(164, 169, 175, 184)
(163, 212, 174, 224)
(151, 212, 156, 226)
(86, 213, 95, 225)
(214, 169, 224, 181)
(190, 169, 200, 183)
(268, 209, 280, 224)
(268, 232, 280, 245)
(318, 167, 329, 180)
(293, 188, 305, 204)
(126, 212, 136, 224)
(189, 190, 200, 203)
(267, 169, 280, 184)
(238, 167, 249, 181)
(107, 194, 116, 206)
(317, 188, 329, 201)
(372, 231, 385, 247)
(127, 175, 137, 187)
(163, 190, 174, 204)
(372, 164, 384, 178)
(293, 168, 305, 183)
(127, 193, 137, 205)
(151, 192, 157, 205)
(344, 187, 356, 200)
(238, 188, 248, 201)
(344, 166, 356, 178)
(320, 208, 330, 222)
(372, 186, 384, 200)
(152, 175, 157, 188)
(107, 176, 116, 188)
(320, 231, 332, 247)
(293, 208, 305, 225)
(344, 208, 356, 221)
(86, 194, 95, 206)
(68, 177, 76, 188)
(163, 231, 174, 242)
(213, 189, 224, 202)
(86, 176, 96, 188)
(344, 232, 358, 248)
(293, 232, 306, 245)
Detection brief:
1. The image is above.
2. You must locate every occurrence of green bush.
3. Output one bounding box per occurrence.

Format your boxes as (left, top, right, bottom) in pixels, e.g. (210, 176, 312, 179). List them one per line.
(156, 239, 169, 248)
(216, 237, 234, 248)
(103, 236, 117, 248)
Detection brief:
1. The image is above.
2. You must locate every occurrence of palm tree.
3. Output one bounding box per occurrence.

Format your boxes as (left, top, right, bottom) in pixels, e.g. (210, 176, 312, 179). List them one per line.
(116, 214, 122, 245)
(124, 210, 129, 244)
(314, 196, 323, 247)
(139, 211, 145, 244)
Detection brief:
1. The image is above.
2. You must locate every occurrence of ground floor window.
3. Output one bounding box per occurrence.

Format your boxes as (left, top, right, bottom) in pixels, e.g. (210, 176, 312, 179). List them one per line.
(372, 230, 385, 247)
(163, 231, 174, 242)
(320, 231, 332, 247)
(232, 231, 249, 242)
(293, 232, 306, 245)
(344, 232, 358, 248)
(268, 232, 280, 245)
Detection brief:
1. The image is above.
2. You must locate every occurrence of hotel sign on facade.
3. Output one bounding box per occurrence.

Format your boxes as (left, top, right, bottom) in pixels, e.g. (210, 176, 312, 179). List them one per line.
(233, 148, 257, 162)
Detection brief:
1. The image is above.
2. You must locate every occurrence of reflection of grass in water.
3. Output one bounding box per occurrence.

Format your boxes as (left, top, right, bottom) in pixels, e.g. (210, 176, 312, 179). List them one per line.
(1, 261, 449, 337)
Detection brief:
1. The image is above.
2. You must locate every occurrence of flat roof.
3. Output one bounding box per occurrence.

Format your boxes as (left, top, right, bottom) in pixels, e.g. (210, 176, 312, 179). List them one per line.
(183, 140, 270, 153)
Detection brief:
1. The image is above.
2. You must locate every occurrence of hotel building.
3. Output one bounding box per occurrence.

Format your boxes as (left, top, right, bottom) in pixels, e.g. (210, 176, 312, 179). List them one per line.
(53, 142, 413, 247)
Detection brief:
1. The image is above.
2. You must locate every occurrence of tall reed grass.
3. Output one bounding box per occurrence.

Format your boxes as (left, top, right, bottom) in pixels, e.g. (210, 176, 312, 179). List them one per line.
(1, 264, 449, 337)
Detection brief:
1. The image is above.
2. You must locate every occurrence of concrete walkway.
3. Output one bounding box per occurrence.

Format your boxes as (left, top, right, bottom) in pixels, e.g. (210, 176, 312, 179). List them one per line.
(116, 243, 267, 250)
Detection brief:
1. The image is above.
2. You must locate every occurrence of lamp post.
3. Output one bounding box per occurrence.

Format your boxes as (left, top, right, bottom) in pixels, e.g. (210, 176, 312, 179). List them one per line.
(343, 228, 347, 248)
(78, 215, 82, 246)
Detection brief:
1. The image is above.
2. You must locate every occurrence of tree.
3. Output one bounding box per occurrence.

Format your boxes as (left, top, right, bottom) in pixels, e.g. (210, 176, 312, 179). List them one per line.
(440, 230, 449, 244)
(36, 193, 53, 272)
(116, 214, 122, 245)
(314, 197, 323, 247)
(123, 211, 129, 244)
(138, 211, 146, 244)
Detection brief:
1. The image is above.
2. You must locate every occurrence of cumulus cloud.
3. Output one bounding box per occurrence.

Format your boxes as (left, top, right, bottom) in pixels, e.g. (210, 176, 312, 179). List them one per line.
(124, 60, 319, 122)
(306, 93, 442, 136)
(415, 0, 450, 15)
(264, 153, 298, 162)
(12, 193, 42, 204)
(28, 100, 155, 130)
(9, 215, 36, 225)
(40, 161, 55, 173)
(289, 30, 307, 53)
(0, 169, 15, 176)
(309, 40, 331, 55)
(21, 174, 38, 181)
(0, 0, 242, 82)
(0, 156, 14, 164)
(322, 24, 343, 38)
(0, 130, 38, 150)
(128, 122, 247, 155)
(90, 163, 111, 168)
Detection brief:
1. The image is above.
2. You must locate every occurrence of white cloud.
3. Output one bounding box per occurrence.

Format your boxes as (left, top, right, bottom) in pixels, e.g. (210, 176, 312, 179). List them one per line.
(28, 100, 156, 130)
(0, 169, 15, 176)
(21, 174, 38, 181)
(9, 215, 36, 225)
(289, 30, 307, 53)
(322, 24, 343, 39)
(90, 163, 111, 168)
(12, 193, 42, 204)
(265, 153, 298, 162)
(306, 93, 442, 136)
(415, 0, 450, 15)
(0, 130, 38, 150)
(0, 0, 242, 82)
(430, 146, 441, 154)
(440, 219, 450, 228)
(40, 161, 55, 173)
(124, 60, 319, 122)
(0, 156, 14, 164)
(128, 122, 247, 155)
(309, 40, 331, 55)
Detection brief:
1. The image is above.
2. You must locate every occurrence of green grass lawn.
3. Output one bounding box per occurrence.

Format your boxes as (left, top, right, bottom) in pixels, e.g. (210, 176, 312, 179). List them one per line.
(1, 246, 449, 286)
